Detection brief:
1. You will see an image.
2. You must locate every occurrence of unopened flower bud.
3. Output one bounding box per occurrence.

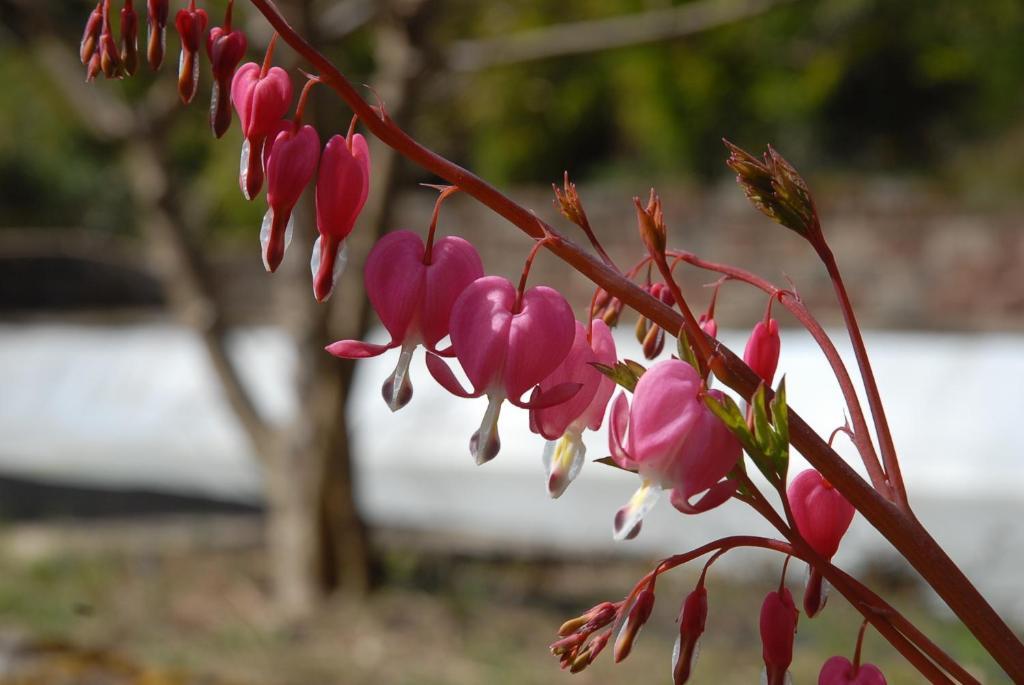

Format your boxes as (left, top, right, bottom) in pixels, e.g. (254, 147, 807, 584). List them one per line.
(207, 1, 247, 138)
(80, 2, 103, 65)
(760, 588, 798, 685)
(614, 588, 655, 663)
(642, 322, 665, 360)
(99, 22, 122, 79)
(672, 585, 707, 684)
(86, 51, 102, 82)
(175, 2, 209, 104)
(699, 315, 717, 339)
(120, 0, 140, 77)
(147, 0, 169, 70)
(635, 190, 667, 258)
(743, 317, 780, 384)
(635, 313, 649, 345)
(818, 656, 887, 684)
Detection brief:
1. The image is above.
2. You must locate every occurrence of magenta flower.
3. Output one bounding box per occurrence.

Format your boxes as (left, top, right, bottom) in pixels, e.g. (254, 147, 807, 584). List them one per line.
(312, 132, 371, 302)
(672, 584, 708, 684)
(231, 60, 293, 200)
(743, 316, 781, 384)
(206, 0, 247, 139)
(427, 276, 577, 464)
(261, 123, 319, 272)
(760, 587, 798, 685)
(607, 360, 739, 539)
(327, 230, 483, 412)
(819, 656, 887, 685)
(788, 468, 856, 617)
(529, 319, 616, 498)
(174, 1, 208, 104)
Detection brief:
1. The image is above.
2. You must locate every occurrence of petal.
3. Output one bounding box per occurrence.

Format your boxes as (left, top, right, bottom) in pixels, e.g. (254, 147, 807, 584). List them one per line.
(530, 320, 594, 439)
(425, 352, 478, 399)
(504, 285, 575, 400)
(582, 318, 618, 431)
(230, 62, 260, 134)
(628, 359, 702, 481)
(612, 480, 659, 541)
(421, 236, 485, 349)
(381, 340, 416, 412)
(325, 339, 393, 359)
(671, 390, 742, 498)
(470, 394, 504, 464)
(608, 392, 636, 470)
(513, 382, 581, 410)
(542, 432, 586, 498)
(315, 134, 369, 242)
(363, 230, 427, 343)
(669, 478, 736, 515)
(249, 66, 293, 137)
(449, 276, 515, 394)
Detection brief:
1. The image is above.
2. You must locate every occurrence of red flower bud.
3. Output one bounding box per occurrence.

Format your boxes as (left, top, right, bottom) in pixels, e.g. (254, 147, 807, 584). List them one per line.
(146, 0, 169, 70)
(760, 588, 798, 685)
(743, 317, 780, 384)
(788, 469, 855, 560)
(261, 124, 320, 272)
(206, 1, 247, 138)
(672, 585, 707, 684)
(614, 588, 655, 663)
(819, 656, 887, 685)
(80, 2, 104, 65)
(120, 0, 140, 77)
(175, 2, 208, 104)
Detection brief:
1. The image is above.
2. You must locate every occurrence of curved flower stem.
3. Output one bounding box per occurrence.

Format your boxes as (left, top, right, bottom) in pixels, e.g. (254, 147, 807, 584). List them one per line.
(668, 249, 890, 497)
(816, 244, 908, 510)
(242, 3, 1024, 679)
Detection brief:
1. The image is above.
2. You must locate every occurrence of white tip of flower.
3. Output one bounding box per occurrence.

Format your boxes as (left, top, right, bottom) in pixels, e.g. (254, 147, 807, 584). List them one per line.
(470, 394, 503, 465)
(381, 341, 416, 413)
(260, 208, 294, 272)
(310, 236, 349, 301)
(239, 139, 252, 200)
(542, 432, 586, 499)
(613, 481, 659, 541)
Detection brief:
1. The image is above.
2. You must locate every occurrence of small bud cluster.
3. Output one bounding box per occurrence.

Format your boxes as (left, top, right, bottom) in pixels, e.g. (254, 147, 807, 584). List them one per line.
(80, 0, 140, 81)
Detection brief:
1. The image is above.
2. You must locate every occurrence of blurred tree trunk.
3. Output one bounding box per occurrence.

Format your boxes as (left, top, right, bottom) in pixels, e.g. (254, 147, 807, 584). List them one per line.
(263, 0, 435, 616)
(14, 0, 434, 619)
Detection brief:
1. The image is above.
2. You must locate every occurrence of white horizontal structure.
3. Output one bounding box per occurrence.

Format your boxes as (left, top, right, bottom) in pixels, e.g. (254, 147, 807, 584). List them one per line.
(1, 323, 1022, 619)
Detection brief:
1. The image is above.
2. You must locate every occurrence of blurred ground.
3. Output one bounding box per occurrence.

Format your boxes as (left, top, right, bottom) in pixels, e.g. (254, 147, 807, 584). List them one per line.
(0, 517, 1007, 685)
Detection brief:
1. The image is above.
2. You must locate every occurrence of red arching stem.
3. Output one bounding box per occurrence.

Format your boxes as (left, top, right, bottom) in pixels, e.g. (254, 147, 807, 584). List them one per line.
(241, 3, 1024, 679)
(224, 0, 234, 31)
(853, 619, 870, 673)
(816, 244, 909, 509)
(423, 186, 460, 264)
(777, 554, 792, 593)
(516, 238, 550, 312)
(292, 76, 320, 128)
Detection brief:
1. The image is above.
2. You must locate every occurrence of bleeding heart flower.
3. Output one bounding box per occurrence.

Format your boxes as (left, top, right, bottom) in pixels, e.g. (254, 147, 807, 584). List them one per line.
(744, 316, 781, 384)
(607, 360, 738, 540)
(146, 0, 169, 70)
(788, 469, 855, 617)
(427, 275, 577, 465)
(261, 123, 319, 272)
(819, 656, 887, 685)
(231, 58, 293, 200)
(327, 230, 483, 412)
(672, 584, 708, 684)
(81, 2, 103, 66)
(207, 0, 247, 139)
(175, 1, 208, 104)
(529, 319, 616, 498)
(760, 588, 798, 685)
(311, 132, 371, 302)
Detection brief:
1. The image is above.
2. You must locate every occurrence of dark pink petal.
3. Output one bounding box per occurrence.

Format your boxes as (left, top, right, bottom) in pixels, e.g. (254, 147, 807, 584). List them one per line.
(669, 389, 742, 498)
(760, 588, 798, 684)
(503, 285, 575, 401)
(315, 133, 370, 242)
(266, 124, 320, 211)
(420, 236, 484, 349)
(583, 319, 618, 431)
(325, 339, 393, 359)
(230, 62, 260, 133)
(669, 478, 736, 515)
(744, 318, 781, 384)
(249, 67, 293, 138)
(363, 231, 427, 345)
(529, 320, 594, 439)
(449, 276, 515, 395)
(425, 352, 479, 399)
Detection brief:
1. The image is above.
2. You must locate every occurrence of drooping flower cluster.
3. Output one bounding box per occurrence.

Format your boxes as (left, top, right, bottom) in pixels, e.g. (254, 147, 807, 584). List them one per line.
(75, 5, 907, 680)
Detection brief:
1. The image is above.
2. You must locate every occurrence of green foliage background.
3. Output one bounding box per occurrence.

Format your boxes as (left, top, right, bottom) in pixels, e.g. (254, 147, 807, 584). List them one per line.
(3, 0, 1024, 234)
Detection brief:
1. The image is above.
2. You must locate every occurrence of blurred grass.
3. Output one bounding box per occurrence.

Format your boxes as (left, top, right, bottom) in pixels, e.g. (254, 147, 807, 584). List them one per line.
(0, 534, 1008, 684)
